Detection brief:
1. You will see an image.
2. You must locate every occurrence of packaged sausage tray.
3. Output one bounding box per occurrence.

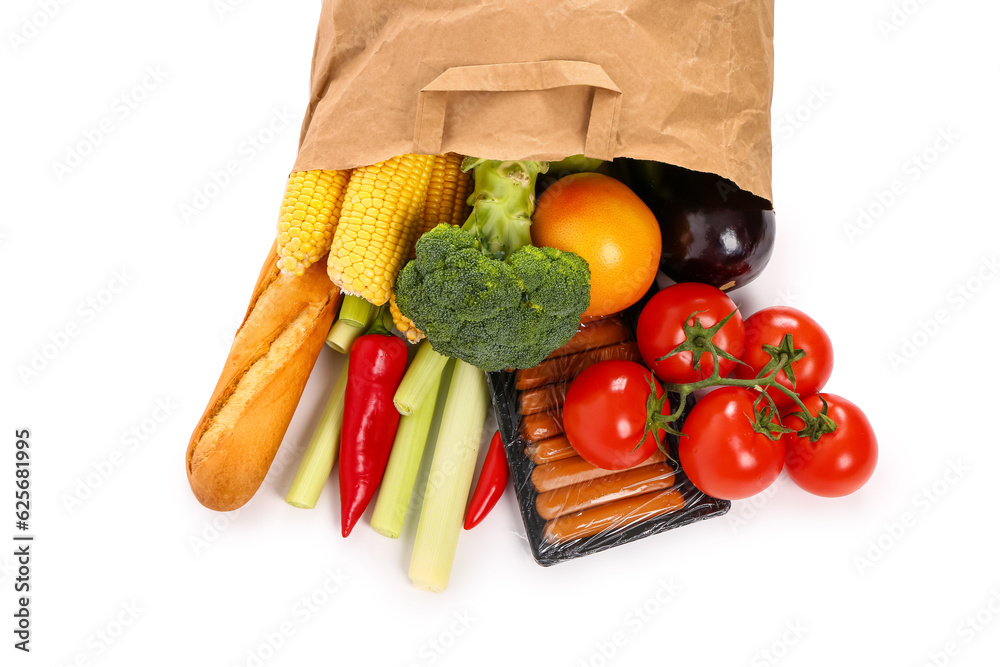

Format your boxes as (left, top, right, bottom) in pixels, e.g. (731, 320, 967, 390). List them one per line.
(486, 296, 731, 566)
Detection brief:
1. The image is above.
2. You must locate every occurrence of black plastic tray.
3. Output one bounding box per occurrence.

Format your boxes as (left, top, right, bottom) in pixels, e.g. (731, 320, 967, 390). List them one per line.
(485, 292, 730, 566)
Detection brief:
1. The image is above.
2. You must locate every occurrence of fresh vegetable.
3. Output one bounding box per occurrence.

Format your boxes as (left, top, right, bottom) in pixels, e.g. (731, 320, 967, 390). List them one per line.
(394, 159, 591, 372)
(632, 287, 861, 499)
(783, 394, 878, 497)
(388, 154, 474, 343)
(389, 292, 424, 343)
(546, 154, 604, 175)
(339, 308, 409, 537)
(463, 431, 509, 530)
(734, 307, 834, 408)
(409, 359, 489, 592)
(678, 387, 785, 500)
(562, 360, 668, 470)
(371, 361, 448, 539)
(636, 283, 745, 384)
(418, 152, 473, 236)
(328, 154, 435, 306)
(338, 294, 377, 328)
(326, 295, 377, 353)
(276, 169, 351, 276)
(514, 341, 641, 391)
(623, 160, 775, 290)
(393, 340, 450, 415)
(326, 319, 365, 354)
(532, 172, 661, 317)
(285, 358, 350, 509)
(535, 462, 675, 520)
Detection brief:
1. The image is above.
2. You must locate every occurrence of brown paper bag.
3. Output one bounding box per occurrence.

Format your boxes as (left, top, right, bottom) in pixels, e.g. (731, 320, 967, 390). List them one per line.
(292, 0, 773, 203)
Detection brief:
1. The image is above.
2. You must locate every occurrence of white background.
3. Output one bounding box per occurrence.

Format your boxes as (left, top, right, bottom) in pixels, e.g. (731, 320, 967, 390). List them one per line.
(2, 1, 999, 666)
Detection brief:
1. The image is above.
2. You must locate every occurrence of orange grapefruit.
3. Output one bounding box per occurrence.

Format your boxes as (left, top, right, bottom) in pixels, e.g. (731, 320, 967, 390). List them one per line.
(532, 173, 661, 318)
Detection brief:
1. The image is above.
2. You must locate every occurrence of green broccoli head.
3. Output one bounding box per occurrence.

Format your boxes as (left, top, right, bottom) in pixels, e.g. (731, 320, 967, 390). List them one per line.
(394, 225, 591, 371)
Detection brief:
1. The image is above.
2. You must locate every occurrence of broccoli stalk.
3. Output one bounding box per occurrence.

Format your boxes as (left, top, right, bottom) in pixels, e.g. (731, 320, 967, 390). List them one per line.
(394, 159, 591, 372)
(460, 158, 546, 259)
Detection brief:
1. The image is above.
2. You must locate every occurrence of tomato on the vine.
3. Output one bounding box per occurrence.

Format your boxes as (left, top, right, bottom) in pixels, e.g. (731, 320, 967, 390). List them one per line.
(733, 307, 834, 408)
(678, 387, 784, 500)
(637, 283, 745, 384)
(783, 393, 877, 497)
(563, 360, 667, 470)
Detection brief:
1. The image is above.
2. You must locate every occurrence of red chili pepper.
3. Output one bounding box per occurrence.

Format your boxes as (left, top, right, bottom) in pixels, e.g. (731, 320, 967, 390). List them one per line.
(464, 430, 509, 530)
(339, 309, 409, 537)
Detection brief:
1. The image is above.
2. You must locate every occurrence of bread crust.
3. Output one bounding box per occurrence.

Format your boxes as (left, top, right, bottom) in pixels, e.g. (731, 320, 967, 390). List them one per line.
(186, 244, 341, 511)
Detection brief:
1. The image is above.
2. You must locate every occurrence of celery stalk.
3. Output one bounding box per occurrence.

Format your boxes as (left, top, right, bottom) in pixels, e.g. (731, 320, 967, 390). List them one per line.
(393, 341, 449, 415)
(285, 359, 350, 509)
(326, 319, 365, 354)
(408, 359, 488, 592)
(370, 362, 448, 538)
(339, 294, 376, 328)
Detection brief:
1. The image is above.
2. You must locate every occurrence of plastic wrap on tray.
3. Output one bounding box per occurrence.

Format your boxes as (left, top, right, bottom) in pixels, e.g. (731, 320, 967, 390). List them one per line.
(487, 313, 730, 565)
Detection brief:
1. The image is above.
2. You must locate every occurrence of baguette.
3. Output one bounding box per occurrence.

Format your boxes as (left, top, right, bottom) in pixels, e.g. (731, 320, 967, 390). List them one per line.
(186, 243, 342, 511)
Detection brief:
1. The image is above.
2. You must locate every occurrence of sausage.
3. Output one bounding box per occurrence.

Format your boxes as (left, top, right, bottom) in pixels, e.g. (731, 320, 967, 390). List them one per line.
(523, 435, 577, 465)
(514, 341, 642, 391)
(543, 316, 632, 361)
(519, 409, 563, 442)
(543, 488, 686, 543)
(518, 382, 570, 416)
(535, 463, 677, 520)
(531, 450, 668, 493)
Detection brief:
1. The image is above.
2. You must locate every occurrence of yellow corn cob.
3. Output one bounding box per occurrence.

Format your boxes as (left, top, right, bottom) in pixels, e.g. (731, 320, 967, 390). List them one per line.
(420, 153, 473, 235)
(276, 169, 351, 276)
(328, 154, 435, 306)
(390, 291, 424, 343)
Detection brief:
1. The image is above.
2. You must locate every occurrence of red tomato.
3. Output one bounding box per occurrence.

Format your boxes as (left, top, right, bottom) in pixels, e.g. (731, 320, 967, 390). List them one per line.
(637, 283, 745, 384)
(563, 360, 667, 470)
(733, 307, 834, 408)
(678, 387, 784, 500)
(783, 393, 877, 497)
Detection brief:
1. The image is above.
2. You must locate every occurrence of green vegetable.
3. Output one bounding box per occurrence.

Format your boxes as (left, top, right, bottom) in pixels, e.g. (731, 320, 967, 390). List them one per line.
(285, 359, 350, 509)
(339, 294, 377, 328)
(326, 296, 376, 353)
(394, 159, 591, 372)
(371, 359, 448, 538)
(393, 340, 449, 416)
(326, 319, 365, 354)
(548, 154, 604, 175)
(408, 359, 488, 592)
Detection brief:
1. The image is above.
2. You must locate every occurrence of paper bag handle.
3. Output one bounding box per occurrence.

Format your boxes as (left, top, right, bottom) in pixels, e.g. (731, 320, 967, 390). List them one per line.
(414, 60, 622, 160)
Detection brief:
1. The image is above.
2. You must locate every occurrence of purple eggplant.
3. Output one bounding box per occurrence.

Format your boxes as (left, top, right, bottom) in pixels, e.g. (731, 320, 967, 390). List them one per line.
(619, 160, 775, 290)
